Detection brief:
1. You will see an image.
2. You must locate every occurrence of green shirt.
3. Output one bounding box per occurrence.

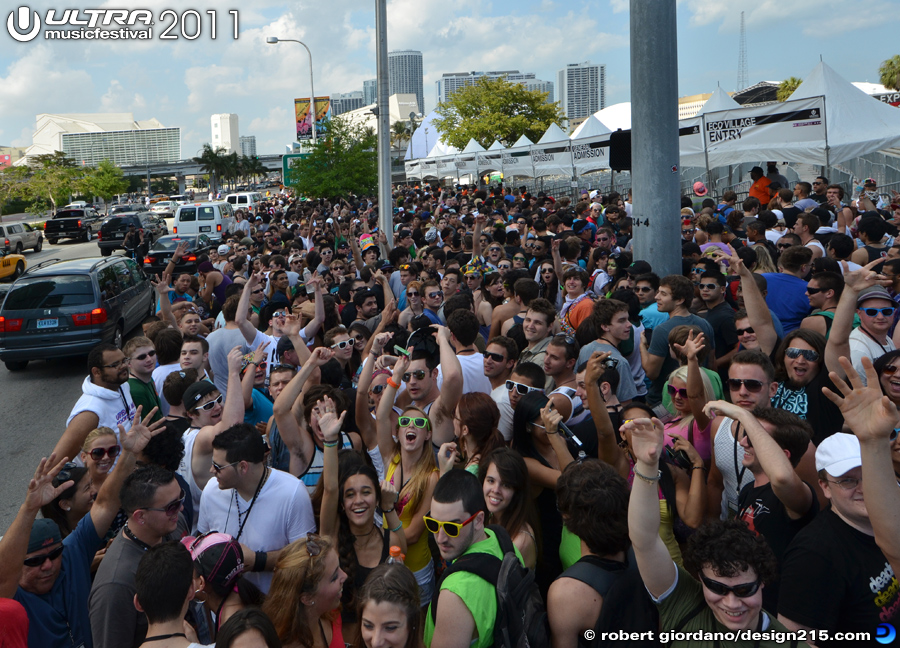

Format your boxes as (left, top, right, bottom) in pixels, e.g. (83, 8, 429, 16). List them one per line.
(656, 566, 795, 647)
(127, 377, 163, 423)
(424, 529, 524, 648)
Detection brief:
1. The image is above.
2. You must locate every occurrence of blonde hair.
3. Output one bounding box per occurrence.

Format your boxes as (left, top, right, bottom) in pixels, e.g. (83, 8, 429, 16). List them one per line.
(753, 245, 777, 273)
(82, 427, 117, 453)
(263, 535, 336, 647)
(667, 365, 715, 431)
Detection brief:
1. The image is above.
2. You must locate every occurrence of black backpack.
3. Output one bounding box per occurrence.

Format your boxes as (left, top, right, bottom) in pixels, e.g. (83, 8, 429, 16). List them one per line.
(562, 549, 659, 648)
(430, 525, 549, 648)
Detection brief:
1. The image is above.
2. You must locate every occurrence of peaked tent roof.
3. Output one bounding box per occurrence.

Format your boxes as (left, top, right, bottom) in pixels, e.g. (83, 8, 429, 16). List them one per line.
(426, 141, 459, 158)
(459, 138, 486, 154)
(509, 134, 534, 149)
(790, 61, 900, 164)
(595, 102, 632, 131)
(698, 86, 740, 114)
(405, 110, 445, 160)
(487, 140, 505, 150)
(571, 115, 611, 140)
(537, 123, 569, 144)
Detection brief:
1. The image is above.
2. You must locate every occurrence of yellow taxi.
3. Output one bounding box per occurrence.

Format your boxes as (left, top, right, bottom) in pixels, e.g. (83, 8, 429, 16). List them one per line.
(0, 250, 26, 281)
(149, 194, 169, 204)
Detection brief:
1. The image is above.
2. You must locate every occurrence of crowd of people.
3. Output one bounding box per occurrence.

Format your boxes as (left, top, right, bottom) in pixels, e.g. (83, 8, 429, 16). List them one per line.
(4, 171, 900, 648)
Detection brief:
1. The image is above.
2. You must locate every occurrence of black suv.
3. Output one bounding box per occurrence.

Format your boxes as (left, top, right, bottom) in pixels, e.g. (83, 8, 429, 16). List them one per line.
(0, 257, 154, 371)
(44, 208, 102, 244)
(97, 213, 168, 257)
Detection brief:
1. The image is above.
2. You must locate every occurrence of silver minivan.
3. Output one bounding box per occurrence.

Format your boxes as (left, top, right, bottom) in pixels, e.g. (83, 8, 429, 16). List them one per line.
(172, 201, 234, 241)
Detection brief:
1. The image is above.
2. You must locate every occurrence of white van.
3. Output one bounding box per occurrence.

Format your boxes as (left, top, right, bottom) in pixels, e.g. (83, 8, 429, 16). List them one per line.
(172, 202, 234, 241)
(225, 192, 262, 214)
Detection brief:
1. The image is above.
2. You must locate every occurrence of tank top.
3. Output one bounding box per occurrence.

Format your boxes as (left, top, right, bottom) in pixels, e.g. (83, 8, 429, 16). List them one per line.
(341, 527, 391, 625)
(298, 432, 353, 495)
(384, 454, 435, 572)
(212, 273, 233, 307)
(712, 417, 754, 518)
(179, 426, 203, 533)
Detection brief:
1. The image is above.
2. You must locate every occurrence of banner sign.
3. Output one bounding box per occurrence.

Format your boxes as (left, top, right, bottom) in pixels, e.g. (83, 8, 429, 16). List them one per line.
(294, 97, 330, 141)
(531, 144, 572, 178)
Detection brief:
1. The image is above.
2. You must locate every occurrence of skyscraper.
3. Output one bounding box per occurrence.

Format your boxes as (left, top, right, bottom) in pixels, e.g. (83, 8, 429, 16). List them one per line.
(363, 79, 377, 106)
(388, 50, 424, 114)
(557, 62, 605, 120)
(211, 113, 239, 153)
(239, 135, 257, 157)
(331, 91, 365, 116)
(435, 70, 554, 104)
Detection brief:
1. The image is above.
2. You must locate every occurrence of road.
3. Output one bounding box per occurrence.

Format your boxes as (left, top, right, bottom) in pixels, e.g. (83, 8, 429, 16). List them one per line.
(0, 222, 173, 530)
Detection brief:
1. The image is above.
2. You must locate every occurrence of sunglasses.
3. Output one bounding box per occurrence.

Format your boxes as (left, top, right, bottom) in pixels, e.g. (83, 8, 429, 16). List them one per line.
(23, 545, 64, 567)
(489, 247, 502, 252)
(682, 229, 695, 234)
(53, 461, 78, 486)
(777, 243, 792, 249)
(370, 384, 386, 395)
(727, 378, 765, 393)
(861, 307, 896, 318)
(211, 459, 240, 473)
(633, 286, 653, 293)
(402, 370, 427, 382)
(513, 256, 526, 262)
(88, 445, 122, 461)
(398, 416, 430, 429)
(506, 380, 543, 395)
(805, 287, 823, 295)
(272, 311, 288, 318)
(498, 264, 511, 270)
(555, 333, 576, 345)
(423, 511, 479, 537)
(667, 384, 688, 398)
(407, 291, 420, 298)
(785, 347, 819, 362)
(198, 394, 224, 411)
(132, 349, 157, 362)
(141, 488, 186, 516)
(331, 339, 353, 350)
(735, 326, 755, 336)
(690, 267, 704, 274)
(699, 283, 720, 291)
(483, 351, 506, 363)
(699, 574, 762, 598)
(427, 291, 443, 299)
(352, 334, 365, 342)
(883, 364, 900, 376)
(541, 269, 554, 274)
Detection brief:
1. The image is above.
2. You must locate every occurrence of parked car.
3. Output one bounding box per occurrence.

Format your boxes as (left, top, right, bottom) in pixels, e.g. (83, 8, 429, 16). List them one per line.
(142, 234, 213, 276)
(149, 194, 169, 204)
(149, 201, 178, 218)
(0, 250, 26, 280)
(110, 204, 148, 215)
(225, 192, 262, 214)
(44, 207, 102, 244)
(172, 201, 234, 241)
(0, 222, 43, 253)
(97, 213, 168, 257)
(0, 256, 153, 370)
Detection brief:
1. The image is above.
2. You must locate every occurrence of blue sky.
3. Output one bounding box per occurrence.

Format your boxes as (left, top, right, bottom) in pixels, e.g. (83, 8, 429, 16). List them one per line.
(1, 0, 897, 158)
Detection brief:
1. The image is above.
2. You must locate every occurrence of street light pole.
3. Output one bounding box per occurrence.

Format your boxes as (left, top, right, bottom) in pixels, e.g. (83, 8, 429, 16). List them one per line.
(266, 36, 318, 145)
(374, 0, 393, 246)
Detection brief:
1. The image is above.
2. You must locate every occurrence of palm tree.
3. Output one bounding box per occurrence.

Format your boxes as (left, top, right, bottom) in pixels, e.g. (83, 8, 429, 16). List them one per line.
(390, 121, 411, 163)
(777, 77, 803, 102)
(880, 55, 900, 91)
(192, 144, 226, 195)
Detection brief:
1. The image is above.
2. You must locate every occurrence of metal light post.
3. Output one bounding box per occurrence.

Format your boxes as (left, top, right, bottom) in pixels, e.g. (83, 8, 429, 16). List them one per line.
(374, 0, 393, 246)
(266, 36, 318, 145)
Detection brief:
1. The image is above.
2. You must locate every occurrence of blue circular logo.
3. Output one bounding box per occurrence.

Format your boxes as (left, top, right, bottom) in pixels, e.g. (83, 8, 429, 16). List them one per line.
(877, 623, 897, 645)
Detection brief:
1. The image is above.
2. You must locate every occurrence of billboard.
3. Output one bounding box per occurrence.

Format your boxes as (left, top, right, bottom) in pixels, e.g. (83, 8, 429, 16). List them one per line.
(294, 97, 331, 141)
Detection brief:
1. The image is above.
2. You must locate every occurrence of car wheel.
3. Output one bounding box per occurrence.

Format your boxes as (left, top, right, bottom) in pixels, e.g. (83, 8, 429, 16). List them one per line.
(34, 237, 42, 252)
(4, 360, 28, 371)
(14, 242, 23, 254)
(48, 238, 58, 245)
(84, 229, 92, 242)
(113, 323, 124, 349)
(101, 247, 112, 257)
(12, 261, 24, 279)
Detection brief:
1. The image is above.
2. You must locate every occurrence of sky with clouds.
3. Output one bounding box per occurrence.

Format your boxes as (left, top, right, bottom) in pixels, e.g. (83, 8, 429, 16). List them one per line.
(1, 0, 897, 158)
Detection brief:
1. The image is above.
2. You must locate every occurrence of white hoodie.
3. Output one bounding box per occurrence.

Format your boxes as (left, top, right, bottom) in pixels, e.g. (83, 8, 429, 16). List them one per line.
(66, 377, 136, 438)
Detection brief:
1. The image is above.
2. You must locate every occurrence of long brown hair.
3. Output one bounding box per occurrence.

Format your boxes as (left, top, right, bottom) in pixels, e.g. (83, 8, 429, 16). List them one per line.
(262, 534, 335, 647)
(457, 393, 504, 464)
(477, 448, 538, 546)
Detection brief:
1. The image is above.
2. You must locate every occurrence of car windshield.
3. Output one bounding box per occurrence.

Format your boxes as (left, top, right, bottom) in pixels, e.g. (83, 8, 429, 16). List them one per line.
(5, 276, 95, 309)
(152, 237, 197, 252)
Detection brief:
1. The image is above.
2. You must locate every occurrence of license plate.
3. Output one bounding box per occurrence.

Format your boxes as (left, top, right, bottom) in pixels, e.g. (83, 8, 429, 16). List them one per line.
(200, 226, 210, 232)
(37, 318, 58, 329)
(113, 233, 123, 239)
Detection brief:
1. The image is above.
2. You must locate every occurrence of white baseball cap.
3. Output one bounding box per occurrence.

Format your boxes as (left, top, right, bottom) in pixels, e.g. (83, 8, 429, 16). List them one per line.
(815, 433, 861, 477)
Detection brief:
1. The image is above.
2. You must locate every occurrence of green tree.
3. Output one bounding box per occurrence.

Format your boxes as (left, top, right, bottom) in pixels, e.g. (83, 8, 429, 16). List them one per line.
(287, 116, 377, 198)
(880, 55, 900, 91)
(192, 144, 226, 194)
(26, 152, 82, 212)
(432, 77, 566, 150)
(80, 160, 129, 202)
(391, 121, 411, 162)
(777, 76, 803, 102)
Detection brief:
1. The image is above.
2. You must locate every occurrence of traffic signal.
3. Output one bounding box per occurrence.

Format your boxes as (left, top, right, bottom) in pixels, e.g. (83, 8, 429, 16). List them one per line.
(609, 128, 632, 172)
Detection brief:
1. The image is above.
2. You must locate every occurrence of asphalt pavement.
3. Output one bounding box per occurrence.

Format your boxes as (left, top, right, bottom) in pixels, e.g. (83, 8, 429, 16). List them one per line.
(0, 221, 173, 530)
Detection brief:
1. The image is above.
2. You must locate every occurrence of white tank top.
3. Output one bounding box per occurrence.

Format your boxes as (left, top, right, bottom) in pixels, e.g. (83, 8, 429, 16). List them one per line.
(713, 417, 754, 518)
(178, 427, 203, 534)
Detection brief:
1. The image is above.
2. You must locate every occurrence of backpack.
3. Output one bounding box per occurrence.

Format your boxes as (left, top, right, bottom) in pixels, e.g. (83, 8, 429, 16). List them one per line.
(562, 549, 659, 648)
(430, 525, 549, 648)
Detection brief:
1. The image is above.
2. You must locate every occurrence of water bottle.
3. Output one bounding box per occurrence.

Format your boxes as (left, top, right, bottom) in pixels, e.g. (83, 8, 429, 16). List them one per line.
(387, 546, 404, 565)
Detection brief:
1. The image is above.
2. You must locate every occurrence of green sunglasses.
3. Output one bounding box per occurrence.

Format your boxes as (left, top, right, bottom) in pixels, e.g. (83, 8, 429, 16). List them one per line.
(398, 416, 430, 430)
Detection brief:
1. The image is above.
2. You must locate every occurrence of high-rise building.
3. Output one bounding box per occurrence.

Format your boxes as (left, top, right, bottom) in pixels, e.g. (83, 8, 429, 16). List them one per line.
(388, 50, 423, 115)
(211, 113, 239, 153)
(557, 62, 605, 120)
(331, 91, 366, 116)
(436, 70, 554, 104)
(240, 136, 257, 158)
(363, 79, 377, 106)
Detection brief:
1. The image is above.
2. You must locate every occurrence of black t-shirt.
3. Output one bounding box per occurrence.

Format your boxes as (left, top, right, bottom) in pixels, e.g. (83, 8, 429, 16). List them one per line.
(780, 206, 802, 230)
(738, 480, 819, 614)
(702, 301, 739, 360)
(771, 371, 844, 446)
(778, 509, 900, 645)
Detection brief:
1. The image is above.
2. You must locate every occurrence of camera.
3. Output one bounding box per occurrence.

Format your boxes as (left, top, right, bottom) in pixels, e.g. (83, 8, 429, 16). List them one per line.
(663, 445, 693, 471)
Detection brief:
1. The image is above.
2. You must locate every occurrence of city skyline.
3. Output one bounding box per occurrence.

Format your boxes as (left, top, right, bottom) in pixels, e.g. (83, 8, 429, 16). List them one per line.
(1, 0, 896, 158)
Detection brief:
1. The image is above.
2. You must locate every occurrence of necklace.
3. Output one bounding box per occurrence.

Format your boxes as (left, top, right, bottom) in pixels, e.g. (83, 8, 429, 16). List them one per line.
(123, 524, 153, 552)
(233, 466, 269, 542)
(353, 524, 378, 541)
(143, 633, 186, 643)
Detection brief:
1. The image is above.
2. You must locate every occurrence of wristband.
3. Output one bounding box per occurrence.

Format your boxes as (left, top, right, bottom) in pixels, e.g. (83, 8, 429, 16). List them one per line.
(691, 466, 708, 472)
(381, 504, 396, 515)
(633, 468, 662, 484)
(387, 377, 400, 389)
(323, 440, 339, 448)
(390, 522, 403, 533)
(253, 551, 267, 572)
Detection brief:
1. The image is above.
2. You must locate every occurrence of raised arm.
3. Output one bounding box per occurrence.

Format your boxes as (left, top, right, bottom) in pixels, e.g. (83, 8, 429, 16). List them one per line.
(317, 396, 347, 539)
(377, 353, 408, 464)
(430, 326, 463, 446)
(675, 331, 712, 431)
(583, 351, 629, 477)
(53, 411, 100, 469)
(668, 435, 708, 528)
(625, 417, 678, 598)
(728, 249, 777, 355)
(524, 403, 576, 490)
(194, 347, 246, 472)
(164, 240, 189, 278)
(236, 271, 266, 345)
(472, 213, 485, 261)
(241, 341, 269, 411)
(356, 333, 391, 451)
(299, 274, 325, 350)
(349, 233, 364, 274)
(151, 273, 179, 326)
(551, 238, 565, 285)
(826, 259, 887, 379)
(0, 455, 73, 598)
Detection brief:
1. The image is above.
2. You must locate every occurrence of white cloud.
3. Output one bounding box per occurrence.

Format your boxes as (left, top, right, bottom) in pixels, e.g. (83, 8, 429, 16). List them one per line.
(249, 107, 292, 132)
(99, 80, 146, 112)
(0, 45, 93, 121)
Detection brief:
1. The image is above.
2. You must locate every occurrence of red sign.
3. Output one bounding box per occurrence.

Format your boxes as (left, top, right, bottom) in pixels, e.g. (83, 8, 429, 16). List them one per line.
(0, 155, 10, 169)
